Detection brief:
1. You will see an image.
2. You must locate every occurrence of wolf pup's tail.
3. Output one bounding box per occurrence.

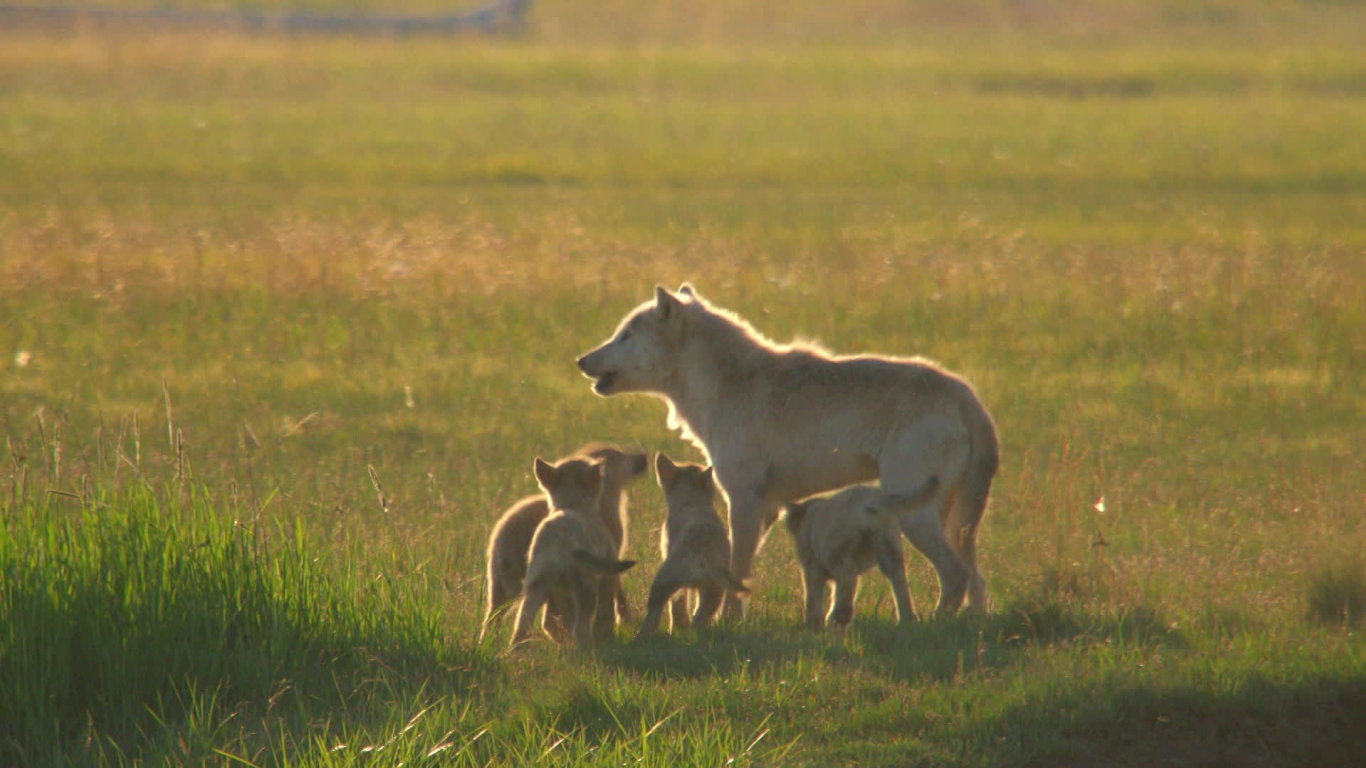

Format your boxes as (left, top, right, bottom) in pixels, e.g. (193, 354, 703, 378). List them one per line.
(709, 567, 751, 595)
(571, 550, 637, 574)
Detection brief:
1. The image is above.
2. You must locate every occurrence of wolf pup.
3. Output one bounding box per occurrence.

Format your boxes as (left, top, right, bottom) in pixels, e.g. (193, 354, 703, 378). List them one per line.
(578, 284, 998, 620)
(634, 453, 748, 640)
(783, 478, 939, 631)
(480, 444, 647, 642)
(509, 456, 636, 649)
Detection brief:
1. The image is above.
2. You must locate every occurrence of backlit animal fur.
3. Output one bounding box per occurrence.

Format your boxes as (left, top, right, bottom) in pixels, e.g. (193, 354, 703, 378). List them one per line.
(578, 284, 998, 620)
(480, 443, 647, 642)
(784, 480, 938, 630)
(509, 456, 635, 649)
(634, 453, 747, 640)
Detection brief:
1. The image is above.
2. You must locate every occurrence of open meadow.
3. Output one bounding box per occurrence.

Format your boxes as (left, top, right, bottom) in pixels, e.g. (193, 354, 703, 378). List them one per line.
(2, 1, 1366, 765)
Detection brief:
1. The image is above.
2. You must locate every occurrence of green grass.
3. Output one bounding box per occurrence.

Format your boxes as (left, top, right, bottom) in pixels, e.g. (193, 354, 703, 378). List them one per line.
(0, 484, 480, 765)
(2, 2, 1366, 765)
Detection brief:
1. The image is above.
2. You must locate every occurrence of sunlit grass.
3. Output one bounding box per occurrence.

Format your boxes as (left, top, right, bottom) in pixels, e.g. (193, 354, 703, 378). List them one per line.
(2, 6, 1365, 765)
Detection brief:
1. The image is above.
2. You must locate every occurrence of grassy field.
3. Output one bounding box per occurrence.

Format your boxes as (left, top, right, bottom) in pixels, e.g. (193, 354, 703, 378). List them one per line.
(3, 1, 1366, 765)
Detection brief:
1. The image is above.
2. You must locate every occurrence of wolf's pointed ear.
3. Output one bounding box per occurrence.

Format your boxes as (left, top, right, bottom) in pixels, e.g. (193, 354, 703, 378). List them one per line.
(655, 452, 677, 488)
(533, 457, 556, 489)
(655, 285, 683, 320)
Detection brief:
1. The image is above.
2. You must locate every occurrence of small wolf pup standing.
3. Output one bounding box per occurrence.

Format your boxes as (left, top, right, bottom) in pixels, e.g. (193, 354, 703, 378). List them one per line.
(578, 284, 998, 620)
(509, 457, 636, 649)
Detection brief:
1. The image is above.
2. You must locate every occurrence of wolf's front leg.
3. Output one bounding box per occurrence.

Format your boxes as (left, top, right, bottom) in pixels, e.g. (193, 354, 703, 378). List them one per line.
(722, 493, 782, 620)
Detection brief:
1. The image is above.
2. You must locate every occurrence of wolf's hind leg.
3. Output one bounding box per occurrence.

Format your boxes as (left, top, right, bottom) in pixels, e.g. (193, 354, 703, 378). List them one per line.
(902, 506, 970, 616)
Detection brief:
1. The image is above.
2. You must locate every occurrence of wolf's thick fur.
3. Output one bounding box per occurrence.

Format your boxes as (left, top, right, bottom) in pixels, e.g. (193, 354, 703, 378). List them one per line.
(509, 457, 636, 649)
(578, 285, 999, 619)
(480, 444, 647, 641)
(634, 453, 748, 640)
(784, 480, 938, 630)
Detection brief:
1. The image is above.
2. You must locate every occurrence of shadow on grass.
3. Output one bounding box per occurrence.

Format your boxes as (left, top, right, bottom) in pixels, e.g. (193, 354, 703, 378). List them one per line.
(855, 598, 1184, 684)
(972, 674, 1366, 768)
(593, 621, 831, 681)
(1306, 558, 1366, 629)
(595, 597, 1184, 685)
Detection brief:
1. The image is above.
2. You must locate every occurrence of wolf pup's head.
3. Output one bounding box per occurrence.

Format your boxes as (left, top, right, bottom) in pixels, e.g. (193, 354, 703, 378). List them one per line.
(579, 443, 650, 487)
(534, 456, 604, 515)
(653, 452, 716, 511)
(576, 284, 697, 397)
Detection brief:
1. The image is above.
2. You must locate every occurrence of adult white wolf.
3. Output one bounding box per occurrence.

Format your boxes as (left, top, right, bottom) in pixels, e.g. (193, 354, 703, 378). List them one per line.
(577, 285, 999, 620)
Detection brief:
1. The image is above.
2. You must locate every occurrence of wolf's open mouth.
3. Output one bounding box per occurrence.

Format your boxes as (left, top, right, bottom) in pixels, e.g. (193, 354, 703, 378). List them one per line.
(592, 371, 617, 394)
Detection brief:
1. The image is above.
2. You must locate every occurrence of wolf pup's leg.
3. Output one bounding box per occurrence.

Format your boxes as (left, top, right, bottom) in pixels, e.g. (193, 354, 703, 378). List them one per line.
(691, 583, 725, 630)
(510, 586, 548, 649)
(827, 575, 860, 629)
(800, 564, 829, 631)
(636, 562, 686, 640)
(873, 533, 918, 625)
(569, 582, 598, 649)
(592, 574, 620, 641)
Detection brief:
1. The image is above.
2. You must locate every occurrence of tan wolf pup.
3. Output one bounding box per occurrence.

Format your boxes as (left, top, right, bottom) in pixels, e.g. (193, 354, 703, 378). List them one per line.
(634, 453, 748, 639)
(509, 456, 636, 650)
(578, 284, 998, 620)
(480, 444, 647, 642)
(783, 479, 938, 631)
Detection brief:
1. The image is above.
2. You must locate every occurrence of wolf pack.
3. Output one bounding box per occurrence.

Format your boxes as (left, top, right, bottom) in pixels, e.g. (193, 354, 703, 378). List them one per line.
(482, 285, 1000, 650)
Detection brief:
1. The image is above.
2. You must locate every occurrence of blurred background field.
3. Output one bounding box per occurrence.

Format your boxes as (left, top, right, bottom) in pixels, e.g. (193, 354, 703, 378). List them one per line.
(2, 1, 1365, 765)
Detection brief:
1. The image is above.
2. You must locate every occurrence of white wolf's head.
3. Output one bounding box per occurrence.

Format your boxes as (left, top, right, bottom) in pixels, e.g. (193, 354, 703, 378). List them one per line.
(576, 284, 696, 397)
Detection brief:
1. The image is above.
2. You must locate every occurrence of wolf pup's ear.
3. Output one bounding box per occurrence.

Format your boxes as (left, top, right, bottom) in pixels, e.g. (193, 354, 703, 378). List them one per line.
(678, 283, 697, 299)
(584, 460, 605, 493)
(655, 452, 678, 488)
(628, 451, 649, 476)
(655, 285, 682, 320)
(533, 457, 556, 489)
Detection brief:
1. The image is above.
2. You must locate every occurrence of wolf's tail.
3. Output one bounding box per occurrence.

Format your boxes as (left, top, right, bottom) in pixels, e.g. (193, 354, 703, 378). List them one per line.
(946, 395, 1000, 610)
(571, 549, 637, 574)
